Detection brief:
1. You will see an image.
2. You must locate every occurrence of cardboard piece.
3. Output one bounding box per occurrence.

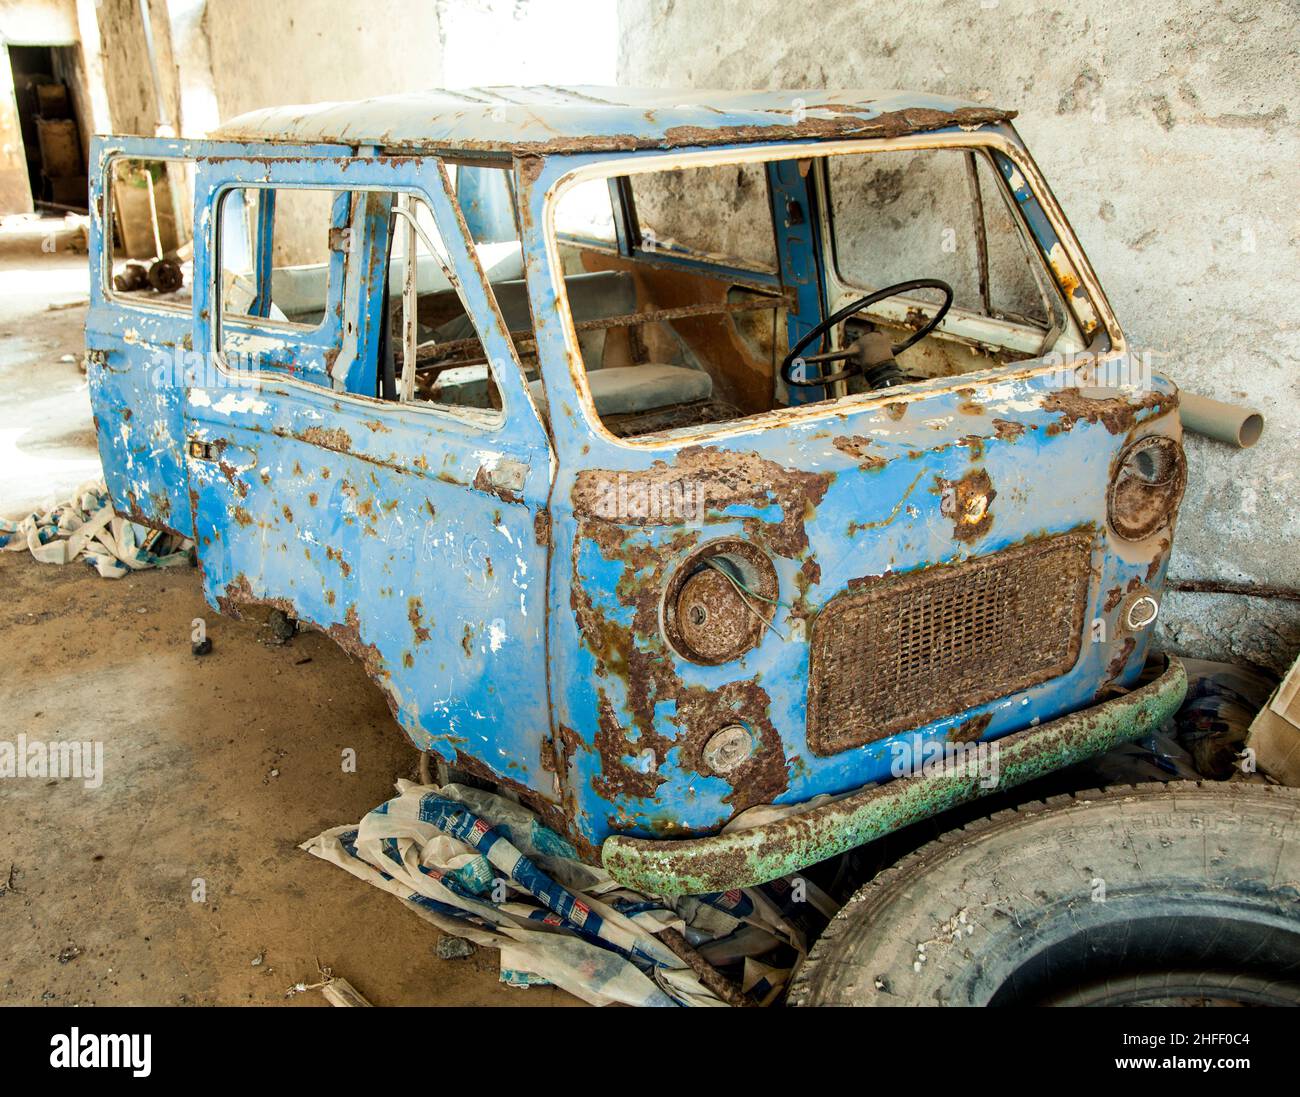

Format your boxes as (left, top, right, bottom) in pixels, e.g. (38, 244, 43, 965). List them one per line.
(1246, 654, 1300, 786)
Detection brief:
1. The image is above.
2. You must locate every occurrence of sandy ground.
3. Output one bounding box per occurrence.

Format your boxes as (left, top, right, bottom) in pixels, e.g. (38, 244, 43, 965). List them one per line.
(0, 216, 566, 1007)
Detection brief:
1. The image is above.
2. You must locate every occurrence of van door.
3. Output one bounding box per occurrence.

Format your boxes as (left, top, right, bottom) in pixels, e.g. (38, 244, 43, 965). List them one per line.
(182, 153, 558, 804)
(85, 135, 347, 535)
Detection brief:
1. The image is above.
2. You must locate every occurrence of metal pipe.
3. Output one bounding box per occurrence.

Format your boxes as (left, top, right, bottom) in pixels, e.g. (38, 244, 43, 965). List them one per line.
(1179, 391, 1264, 448)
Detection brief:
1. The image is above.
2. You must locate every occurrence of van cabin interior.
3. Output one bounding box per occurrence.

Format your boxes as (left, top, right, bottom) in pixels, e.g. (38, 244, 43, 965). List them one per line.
(108, 148, 1083, 436)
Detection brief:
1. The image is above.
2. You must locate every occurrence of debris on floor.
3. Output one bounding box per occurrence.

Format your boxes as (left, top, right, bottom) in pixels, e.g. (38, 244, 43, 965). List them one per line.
(285, 966, 371, 1006)
(1173, 658, 1278, 779)
(304, 780, 827, 1006)
(435, 936, 476, 960)
(1080, 657, 1278, 785)
(0, 480, 193, 578)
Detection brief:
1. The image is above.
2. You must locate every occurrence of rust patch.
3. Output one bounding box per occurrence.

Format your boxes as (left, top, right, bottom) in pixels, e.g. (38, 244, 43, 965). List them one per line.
(593, 691, 670, 802)
(883, 401, 907, 421)
(948, 712, 993, 744)
(799, 555, 822, 592)
(232, 506, 254, 527)
(533, 509, 551, 547)
(1103, 635, 1138, 687)
(573, 445, 833, 559)
(1043, 388, 1176, 436)
(958, 434, 984, 461)
(992, 418, 1026, 442)
(321, 545, 352, 579)
(672, 680, 790, 813)
(299, 425, 354, 453)
(832, 435, 887, 470)
(934, 467, 996, 543)
(658, 106, 1012, 150)
(408, 597, 431, 643)
(472, 464, 524, 506)
(216, 460, 249, 498)
(324, 605, 392, 697)
(1146, 537, 1171, 583)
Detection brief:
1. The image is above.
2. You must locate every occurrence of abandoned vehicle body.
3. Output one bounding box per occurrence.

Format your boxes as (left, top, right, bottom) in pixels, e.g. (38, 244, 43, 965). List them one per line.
(86, 87, 1189, 894)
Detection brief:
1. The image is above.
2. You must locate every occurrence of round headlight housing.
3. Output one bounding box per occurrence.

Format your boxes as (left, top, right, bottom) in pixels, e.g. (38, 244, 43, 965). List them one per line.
(1107, 435, 1187, 541)
(663, 540, 778, 665)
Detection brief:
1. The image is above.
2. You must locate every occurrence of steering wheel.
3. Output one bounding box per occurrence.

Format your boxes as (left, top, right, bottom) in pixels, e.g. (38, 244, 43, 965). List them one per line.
(780, 278, 954, 388)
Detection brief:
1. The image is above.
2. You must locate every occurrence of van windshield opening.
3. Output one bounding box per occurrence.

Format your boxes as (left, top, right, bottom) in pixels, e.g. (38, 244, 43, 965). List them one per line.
(548, 147, 1084, 439)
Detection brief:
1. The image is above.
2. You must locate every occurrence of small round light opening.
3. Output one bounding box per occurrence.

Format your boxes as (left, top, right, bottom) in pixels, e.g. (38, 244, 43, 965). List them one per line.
(662, 540, 778, 665)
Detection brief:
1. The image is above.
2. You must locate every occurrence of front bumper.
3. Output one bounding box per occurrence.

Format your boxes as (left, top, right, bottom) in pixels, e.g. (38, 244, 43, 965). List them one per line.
(602, 655, 1188, 894)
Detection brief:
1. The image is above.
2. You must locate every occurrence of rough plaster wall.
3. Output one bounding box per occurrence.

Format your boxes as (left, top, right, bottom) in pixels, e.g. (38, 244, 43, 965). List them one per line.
(619, 0, 1300, 674)
(0, 0, 78, 43)
(94, 0, 182, 136)
(201, 0, 442, 121)
(200, 0, 442, 266)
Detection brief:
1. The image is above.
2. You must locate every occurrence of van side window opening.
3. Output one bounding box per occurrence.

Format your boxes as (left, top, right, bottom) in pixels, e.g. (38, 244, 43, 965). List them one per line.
(382, 190, 512, 419)
(548, 148, 1076, 440)
(210, 175, 518, 420)
(106, 157, 194, 310)
(217, 186, 345, 330)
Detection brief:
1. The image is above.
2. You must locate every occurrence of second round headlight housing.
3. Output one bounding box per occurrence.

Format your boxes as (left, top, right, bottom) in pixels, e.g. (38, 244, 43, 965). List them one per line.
(1108, 435, 1187, 541)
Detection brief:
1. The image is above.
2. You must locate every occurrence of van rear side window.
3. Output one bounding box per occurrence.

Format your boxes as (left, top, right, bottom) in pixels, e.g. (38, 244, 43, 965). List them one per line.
(106, 157, 194, 310)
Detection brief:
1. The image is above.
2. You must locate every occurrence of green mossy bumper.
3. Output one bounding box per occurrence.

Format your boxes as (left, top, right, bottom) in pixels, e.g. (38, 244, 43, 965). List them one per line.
(602, 656, 1189, 895)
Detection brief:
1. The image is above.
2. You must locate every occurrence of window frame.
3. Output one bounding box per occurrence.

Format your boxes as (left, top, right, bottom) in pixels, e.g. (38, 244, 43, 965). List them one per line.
(214, 182, 348, 337)
(102, 153, 194, 316)
(539, 128, 1122, 451)
(198, 157, 538, 437)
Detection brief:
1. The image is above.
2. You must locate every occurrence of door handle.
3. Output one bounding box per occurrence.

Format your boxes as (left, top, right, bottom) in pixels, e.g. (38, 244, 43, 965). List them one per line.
(187, 437, 220, 461)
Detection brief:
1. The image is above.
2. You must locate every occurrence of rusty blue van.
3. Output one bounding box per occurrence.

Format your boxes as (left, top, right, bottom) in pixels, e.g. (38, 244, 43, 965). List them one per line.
(85, 87, 1187, 894)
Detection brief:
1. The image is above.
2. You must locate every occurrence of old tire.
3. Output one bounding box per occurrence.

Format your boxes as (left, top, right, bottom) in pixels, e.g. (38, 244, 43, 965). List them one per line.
(787, 782, 1300, 1006)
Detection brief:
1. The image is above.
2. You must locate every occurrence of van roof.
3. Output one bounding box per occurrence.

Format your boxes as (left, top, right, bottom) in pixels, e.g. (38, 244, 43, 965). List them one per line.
(211, 85, 1014, 155)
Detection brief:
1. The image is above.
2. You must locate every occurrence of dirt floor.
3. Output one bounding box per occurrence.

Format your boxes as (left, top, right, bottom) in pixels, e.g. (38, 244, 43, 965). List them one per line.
(0, 215, 568, 1007)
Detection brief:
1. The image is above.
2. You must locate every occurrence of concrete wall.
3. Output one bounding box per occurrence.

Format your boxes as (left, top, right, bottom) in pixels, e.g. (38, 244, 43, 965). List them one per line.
(94, 0, 182, 136)
(618, 0, 1299, 674)
(0, 0, 77, 43)
(201, 0, 442, 123)
(199, 0, 443, 264)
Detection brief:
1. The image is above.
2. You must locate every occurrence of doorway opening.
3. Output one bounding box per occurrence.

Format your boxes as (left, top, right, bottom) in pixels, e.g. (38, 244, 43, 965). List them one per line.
(4, 43, 90, 213)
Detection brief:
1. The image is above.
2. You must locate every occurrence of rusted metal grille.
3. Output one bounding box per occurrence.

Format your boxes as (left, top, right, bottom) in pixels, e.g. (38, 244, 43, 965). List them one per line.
(806, 532, 1093, 755)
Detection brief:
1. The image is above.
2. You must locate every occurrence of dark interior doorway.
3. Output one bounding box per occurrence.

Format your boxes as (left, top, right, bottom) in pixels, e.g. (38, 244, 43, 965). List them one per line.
(6, 43, 90, 212)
